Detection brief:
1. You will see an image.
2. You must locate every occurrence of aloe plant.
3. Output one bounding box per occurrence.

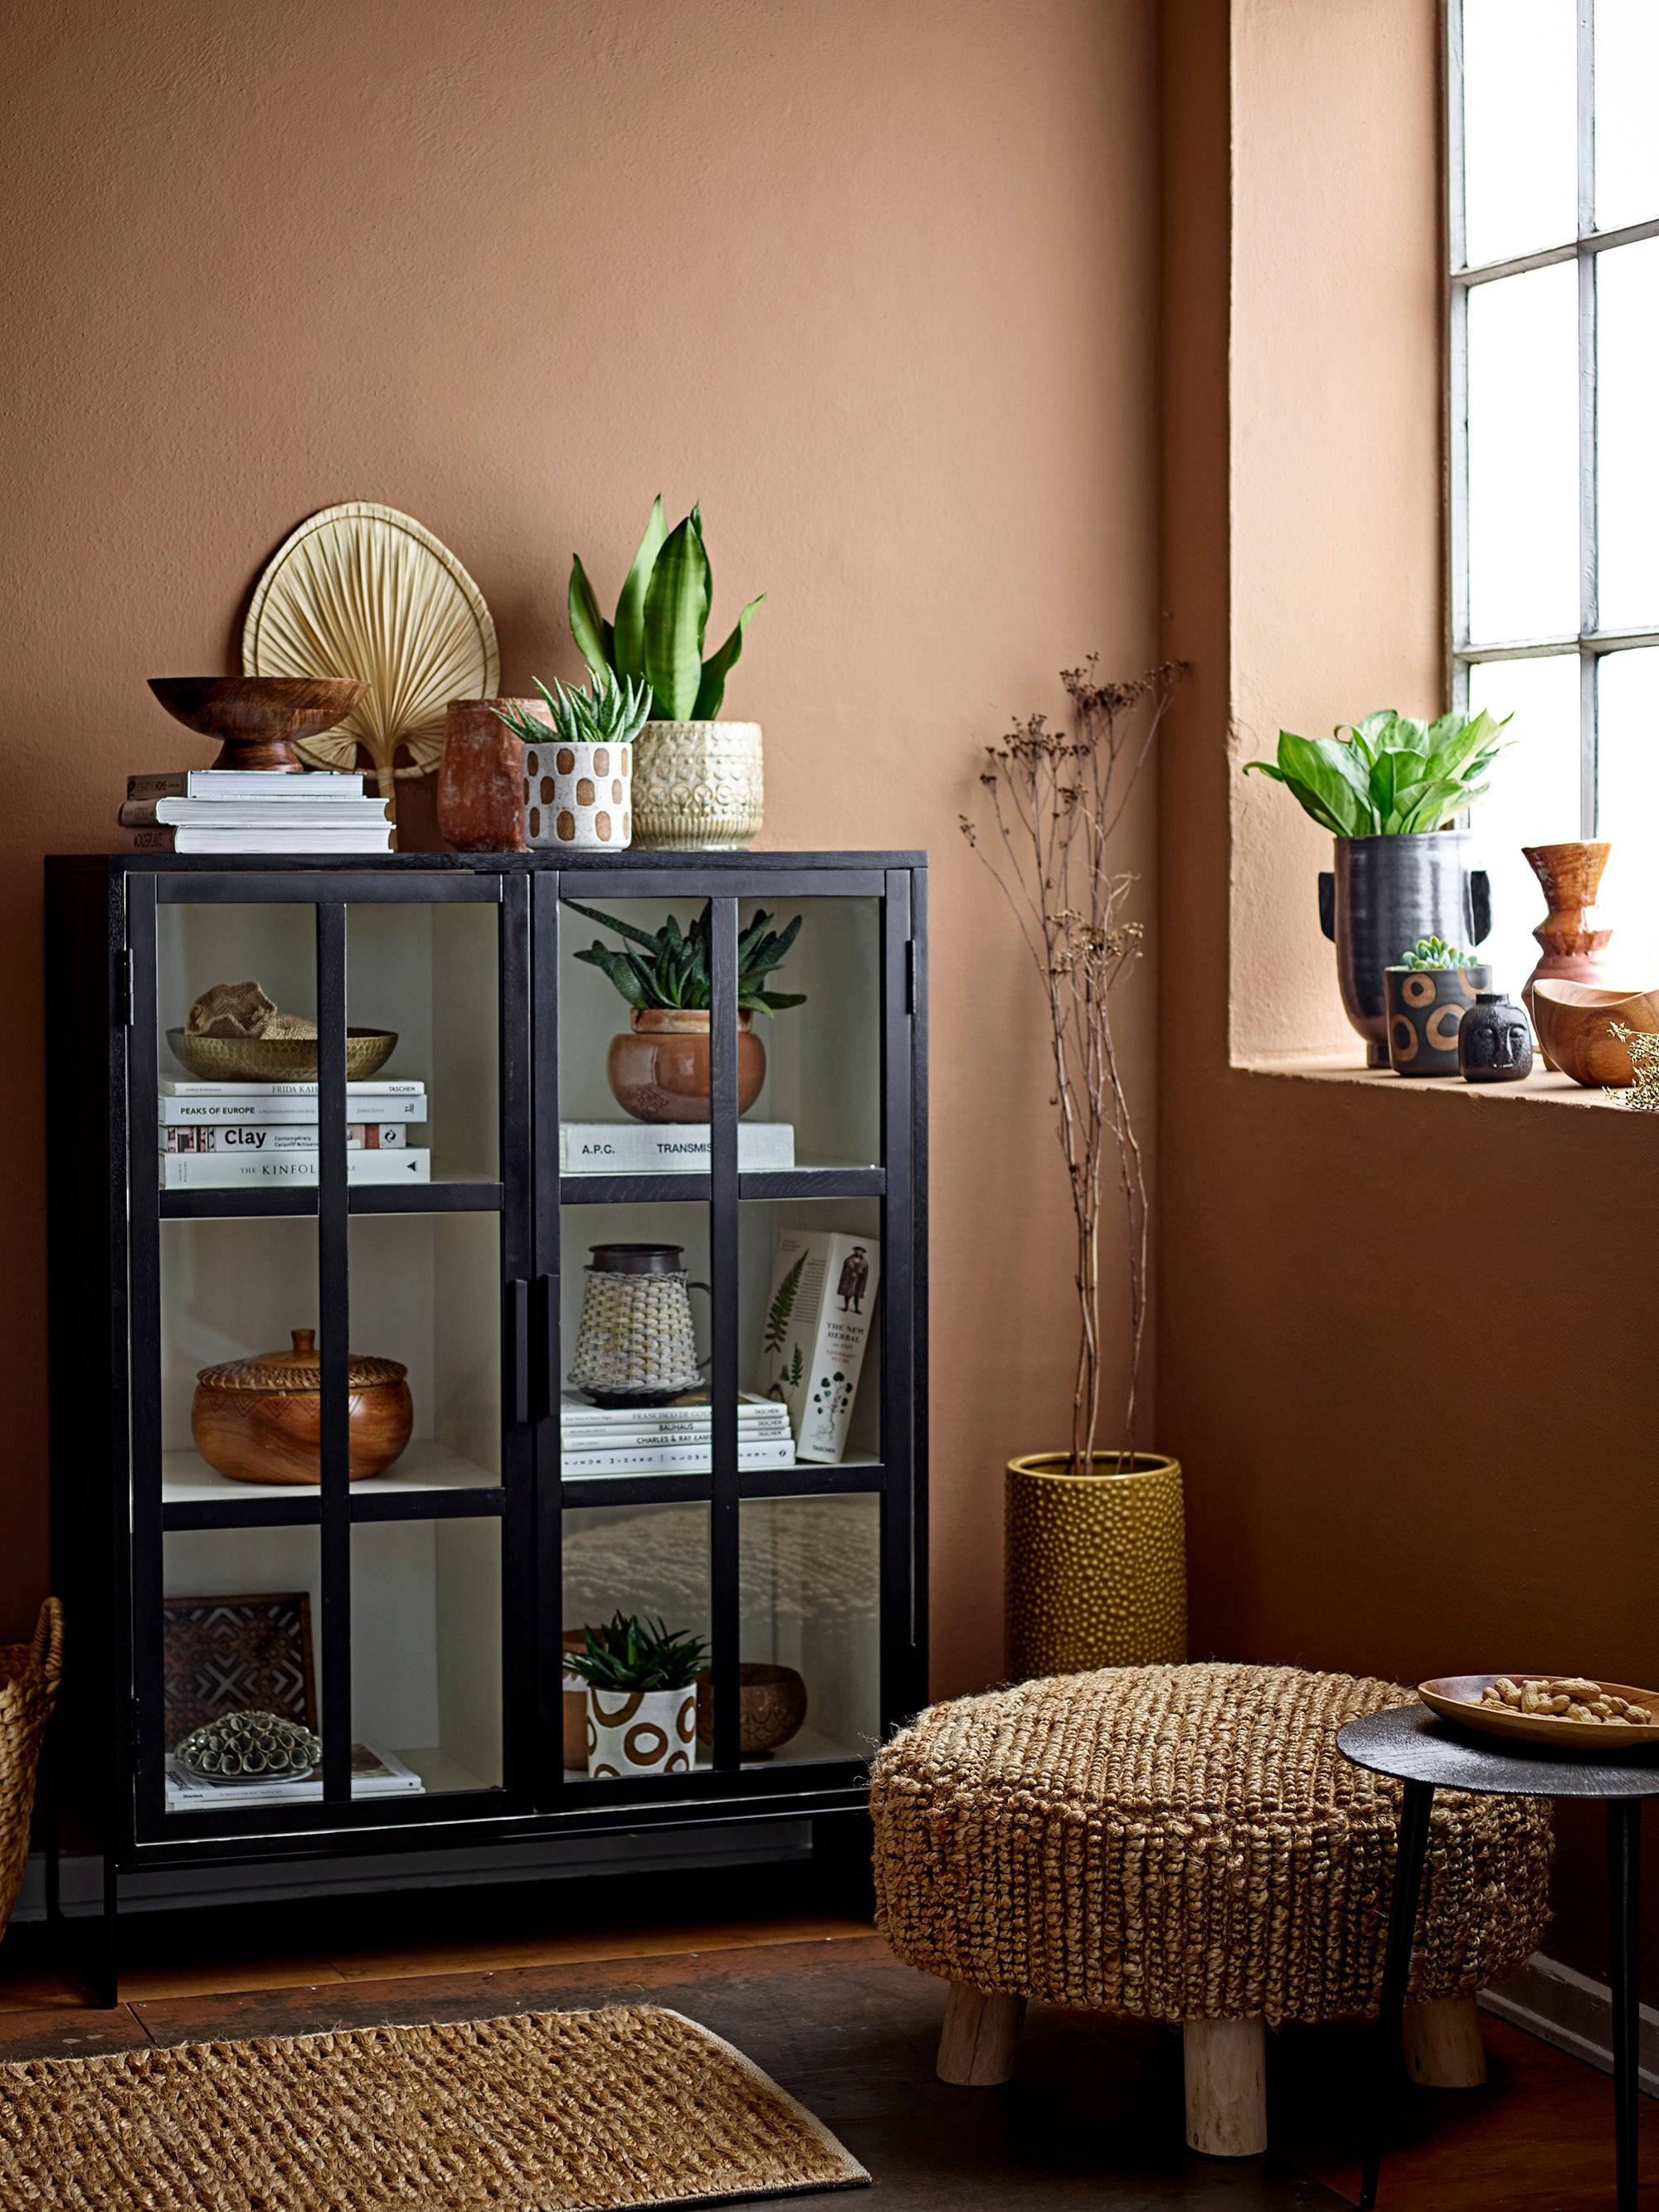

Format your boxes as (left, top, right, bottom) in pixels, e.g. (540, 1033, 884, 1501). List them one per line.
(567, 898, 805, 1015)
(1399, 935, 1476, 970)
(568, 498, 765, 722)
(489, 667, 653, 751)
(562, 1612, 708, 1694)
(1244, 707, 1510, 836)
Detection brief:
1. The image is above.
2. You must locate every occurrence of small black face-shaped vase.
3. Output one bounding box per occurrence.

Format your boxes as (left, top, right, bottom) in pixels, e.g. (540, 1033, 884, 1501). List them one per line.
(1458, 990, 1534, 1084)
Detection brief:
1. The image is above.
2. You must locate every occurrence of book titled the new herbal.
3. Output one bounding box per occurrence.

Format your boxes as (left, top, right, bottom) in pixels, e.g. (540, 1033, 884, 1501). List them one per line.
(755, 1229, 880, 1464)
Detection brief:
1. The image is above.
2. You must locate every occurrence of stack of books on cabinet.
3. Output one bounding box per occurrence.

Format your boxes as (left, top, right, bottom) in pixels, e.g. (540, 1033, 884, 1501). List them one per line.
(561, 1393, 795, 1476)
(159, 1075, 431, 1188)
(120, 769, 392, 854)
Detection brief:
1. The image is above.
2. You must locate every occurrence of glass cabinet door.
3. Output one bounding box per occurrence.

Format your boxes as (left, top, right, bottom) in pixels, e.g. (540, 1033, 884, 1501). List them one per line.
(130, 870, 529, 1837)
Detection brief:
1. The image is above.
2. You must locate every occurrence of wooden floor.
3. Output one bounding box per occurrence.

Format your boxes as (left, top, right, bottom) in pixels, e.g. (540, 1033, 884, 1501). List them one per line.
(0, 1869, 1653, 2209)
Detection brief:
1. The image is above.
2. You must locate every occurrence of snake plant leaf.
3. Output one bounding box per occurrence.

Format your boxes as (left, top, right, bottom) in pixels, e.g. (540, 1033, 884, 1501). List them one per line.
(568, 557, 613, 680)
(573, 944, 649, 1007)
(693, 595, 766, 720)
(642, 515, 711, 719)
(744, 988, 808, 1014)
(611, 497, 668, 683)
(564, 897, 667, 954)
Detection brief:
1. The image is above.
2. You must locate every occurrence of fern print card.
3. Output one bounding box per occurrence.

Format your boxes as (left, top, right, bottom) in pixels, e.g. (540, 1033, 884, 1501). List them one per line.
(757, 1229, 881, 1464)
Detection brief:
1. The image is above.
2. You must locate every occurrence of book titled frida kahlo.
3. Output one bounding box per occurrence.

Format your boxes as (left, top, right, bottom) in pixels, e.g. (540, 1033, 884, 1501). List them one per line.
(756, 1229, 880, 1464)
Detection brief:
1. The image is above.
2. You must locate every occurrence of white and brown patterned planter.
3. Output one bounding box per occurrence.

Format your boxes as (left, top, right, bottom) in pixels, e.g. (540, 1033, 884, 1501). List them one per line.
(586, 1685, 697, 1779)
(523, 737, 632, 851)
(631, 722, 762, 850)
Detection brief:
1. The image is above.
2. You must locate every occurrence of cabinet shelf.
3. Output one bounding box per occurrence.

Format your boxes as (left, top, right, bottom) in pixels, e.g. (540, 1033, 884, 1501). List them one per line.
(558, 1458, 887, 1510)
(557, 1166, 885, 1207)
(159, 1178, 504, 1221)
(159, 1440, 504, 1529)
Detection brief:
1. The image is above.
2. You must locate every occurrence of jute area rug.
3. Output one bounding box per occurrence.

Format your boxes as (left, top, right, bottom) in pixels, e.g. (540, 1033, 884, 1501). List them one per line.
(0, 2003, 871, 2210)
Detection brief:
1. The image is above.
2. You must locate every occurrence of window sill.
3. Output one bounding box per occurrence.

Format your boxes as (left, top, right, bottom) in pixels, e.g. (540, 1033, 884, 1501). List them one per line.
(1238, 1053, 1634, 1111)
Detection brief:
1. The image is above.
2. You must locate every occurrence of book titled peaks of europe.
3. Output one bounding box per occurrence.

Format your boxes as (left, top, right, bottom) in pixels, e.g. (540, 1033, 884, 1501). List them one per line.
(756, 1228, 880, 1464)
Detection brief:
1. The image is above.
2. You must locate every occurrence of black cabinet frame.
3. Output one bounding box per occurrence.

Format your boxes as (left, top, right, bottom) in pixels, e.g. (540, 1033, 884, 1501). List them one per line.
(43, 849, 927, 1999)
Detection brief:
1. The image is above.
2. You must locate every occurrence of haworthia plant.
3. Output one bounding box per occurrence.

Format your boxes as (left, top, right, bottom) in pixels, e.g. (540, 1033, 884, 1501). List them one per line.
(562, 1612, 708, 1694)
(569, 498, 765, 722)
(489, 667, 653, 751)
(1243, 707, 1511, 836)
(1399, 935, 1476, 970)
(566, 897, 806, 1015)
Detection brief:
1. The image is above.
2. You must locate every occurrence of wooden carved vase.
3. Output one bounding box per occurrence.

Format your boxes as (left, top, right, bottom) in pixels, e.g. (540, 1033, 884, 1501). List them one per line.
(1521, 841, 1615, 1068)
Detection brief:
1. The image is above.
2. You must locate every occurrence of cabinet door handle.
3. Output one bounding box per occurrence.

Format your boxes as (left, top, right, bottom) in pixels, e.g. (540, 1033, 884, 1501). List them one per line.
(508, 1278, 530, 1425)
(533, 1274, 557, 1422)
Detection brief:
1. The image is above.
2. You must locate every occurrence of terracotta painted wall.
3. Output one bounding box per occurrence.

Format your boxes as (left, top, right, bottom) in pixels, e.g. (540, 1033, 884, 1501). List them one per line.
(1160, 0, 1659, 1995)
(0, 0, 1159, 1699)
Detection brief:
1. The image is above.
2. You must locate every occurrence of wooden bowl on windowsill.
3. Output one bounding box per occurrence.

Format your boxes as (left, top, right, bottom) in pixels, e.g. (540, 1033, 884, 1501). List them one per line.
(1530, 981, 1659, 1088)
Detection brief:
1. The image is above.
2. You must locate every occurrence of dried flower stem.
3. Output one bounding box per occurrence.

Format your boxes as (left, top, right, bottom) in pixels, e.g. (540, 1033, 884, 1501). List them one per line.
(961, 659, 1185, 1473)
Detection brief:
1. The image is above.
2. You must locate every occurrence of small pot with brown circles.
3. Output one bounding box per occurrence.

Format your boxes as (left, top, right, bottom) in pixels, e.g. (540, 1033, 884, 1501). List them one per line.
(1384, 961, 1493, 1076)
(586, 1686, 696, 1780)
(523, 737, 632, 851)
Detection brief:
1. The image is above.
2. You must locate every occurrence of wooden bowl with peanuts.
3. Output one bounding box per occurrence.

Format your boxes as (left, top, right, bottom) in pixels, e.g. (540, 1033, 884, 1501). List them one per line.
(1420, 1674, 1659, 1751)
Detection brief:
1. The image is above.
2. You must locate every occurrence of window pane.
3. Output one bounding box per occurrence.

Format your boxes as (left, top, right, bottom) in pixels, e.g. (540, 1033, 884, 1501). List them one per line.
(1596, 647, 1659, 977)
(1595, 238, 1659, 631)
(1595, 0, 1659, 234)
(1467, 654, 1583, 998)
(1466, 263, 1580, 644)
(1461, 0, 1577, 267)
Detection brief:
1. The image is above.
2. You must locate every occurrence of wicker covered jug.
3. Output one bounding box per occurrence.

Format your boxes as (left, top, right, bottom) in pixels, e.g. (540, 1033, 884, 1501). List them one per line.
(0, 1598, 64, 1942)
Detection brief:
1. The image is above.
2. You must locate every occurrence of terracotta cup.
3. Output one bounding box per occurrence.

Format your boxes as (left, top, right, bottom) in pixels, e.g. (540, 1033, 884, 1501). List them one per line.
(437, 699, 542, 852)
(606, 1009, 766, 1122)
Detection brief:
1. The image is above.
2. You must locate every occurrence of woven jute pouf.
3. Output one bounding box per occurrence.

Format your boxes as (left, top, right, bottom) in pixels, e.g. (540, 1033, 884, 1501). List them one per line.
(871, 1662, 1551, 2027)
(0, 1599, 64, 1943)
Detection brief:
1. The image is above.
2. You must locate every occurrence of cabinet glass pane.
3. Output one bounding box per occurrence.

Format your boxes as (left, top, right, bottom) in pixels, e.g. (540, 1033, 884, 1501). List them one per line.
(349, 1213, 502, 1495)
(1460, 0, 1577, 268)
(1595, 0, 1659, 235)
(1468, 654, 1583, 999)
(161, 1527, 322, 1816)
(744, 1198, 883, 1470)
(1595, 647, 1659, 975)
(1466, 261, 1580, 645)
(562, 1503, 711, 1780)
(560, 1202, 711, 1466)
(1595, 237, 1659, 633)
(351, 1518, 502, 1796)
(738, 1495, 880, 1763)
(156, 902, 318, 1194)
(160, 1216, 319, 1500)
(348, 901, 498, 1186)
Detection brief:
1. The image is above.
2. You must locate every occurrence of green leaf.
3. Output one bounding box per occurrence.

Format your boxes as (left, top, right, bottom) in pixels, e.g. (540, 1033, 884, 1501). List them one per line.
(1243, 759, 1350, 836)
(568, 556, 613, 678)
(752, 988, 807, 1011)
(693, 595, 766, 719)
(612, 497, 668, 683)
(642, 515, 711, 719)
(1275, 732, 1370, 835)
(562, 897, 665, 952)
(573, 944, 648, 1007)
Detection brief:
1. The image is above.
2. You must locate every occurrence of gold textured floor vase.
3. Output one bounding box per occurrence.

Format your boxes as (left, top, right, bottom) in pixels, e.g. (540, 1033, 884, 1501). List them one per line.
(1005, 1451, 1185, 1678)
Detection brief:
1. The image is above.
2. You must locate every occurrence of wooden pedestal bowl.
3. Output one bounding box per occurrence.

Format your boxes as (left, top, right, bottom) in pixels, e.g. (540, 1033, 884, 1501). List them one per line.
(1531, 980, 1659, 1087)
(191, 1329, 412, 1485)
(148, 677, 368, 773)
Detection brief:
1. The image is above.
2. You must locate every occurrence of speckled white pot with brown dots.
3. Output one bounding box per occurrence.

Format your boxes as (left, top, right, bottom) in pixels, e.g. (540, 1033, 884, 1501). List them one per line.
(523, 738, 632, 849)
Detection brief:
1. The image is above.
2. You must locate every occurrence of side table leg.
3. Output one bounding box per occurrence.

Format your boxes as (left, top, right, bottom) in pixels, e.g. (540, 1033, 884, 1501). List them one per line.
(1608, 1800, 1641, 2212)
(1360, 1778, 1434, 2211)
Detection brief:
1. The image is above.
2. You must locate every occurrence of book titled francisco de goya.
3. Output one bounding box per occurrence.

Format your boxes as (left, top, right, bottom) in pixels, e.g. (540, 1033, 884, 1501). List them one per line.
(756, 1229, 880, 1464)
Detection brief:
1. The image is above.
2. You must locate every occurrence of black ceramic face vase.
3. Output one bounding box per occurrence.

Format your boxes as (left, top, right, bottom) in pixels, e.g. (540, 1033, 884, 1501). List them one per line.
(1458, 990, 1535, 1083)
(1384, 964, 1494, 1076)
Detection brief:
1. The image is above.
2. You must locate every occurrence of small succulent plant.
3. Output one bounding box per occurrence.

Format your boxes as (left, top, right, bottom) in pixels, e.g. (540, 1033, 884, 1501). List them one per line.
(490, 667, 653, 751)
(567, 898, 805, 1015)
(569, 498, 765, 722)
(1399, 936, 1476, 970)
(175, 1709, 321, 1781)
(562, 1612, 709, 1694)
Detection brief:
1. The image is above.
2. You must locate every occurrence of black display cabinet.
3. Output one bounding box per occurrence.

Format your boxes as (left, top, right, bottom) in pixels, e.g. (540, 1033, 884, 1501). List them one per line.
(43, 849, 927, 1996)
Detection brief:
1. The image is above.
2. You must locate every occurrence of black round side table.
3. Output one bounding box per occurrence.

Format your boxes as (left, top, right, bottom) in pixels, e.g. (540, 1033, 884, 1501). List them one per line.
(1339, 1704, 1659, 2212)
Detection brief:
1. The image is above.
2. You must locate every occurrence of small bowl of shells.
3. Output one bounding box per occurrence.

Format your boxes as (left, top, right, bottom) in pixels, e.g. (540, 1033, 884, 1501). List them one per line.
(1420, 1673, 1659, 1751)
(174, 1709, 322, 1785)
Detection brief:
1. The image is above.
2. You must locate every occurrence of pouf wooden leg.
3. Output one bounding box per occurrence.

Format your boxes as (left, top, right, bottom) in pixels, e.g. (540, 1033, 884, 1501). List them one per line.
(1183, 2018, 1267, 2156)
(937, 1981, 1027, 2084)
(1403, 1996, 1486, 2088)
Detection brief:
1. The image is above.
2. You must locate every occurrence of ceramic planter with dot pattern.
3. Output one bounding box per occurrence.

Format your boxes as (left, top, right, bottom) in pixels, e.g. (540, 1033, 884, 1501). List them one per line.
(523, 738, 632, 850)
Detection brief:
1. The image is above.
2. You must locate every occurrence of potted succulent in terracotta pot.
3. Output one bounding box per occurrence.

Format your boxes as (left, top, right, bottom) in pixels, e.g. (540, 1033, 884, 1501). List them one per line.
(1382, 936, 1494, 1077)
(568, 499, 766, 849)
(568, 897, 804, 1123)
(1245, 708, 1511, 1066)
(562, 1612, 707, 1781)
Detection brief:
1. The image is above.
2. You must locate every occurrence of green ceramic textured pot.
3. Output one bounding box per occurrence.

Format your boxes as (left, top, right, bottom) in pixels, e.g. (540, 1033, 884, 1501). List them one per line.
(1384, 963, 1493, 1076)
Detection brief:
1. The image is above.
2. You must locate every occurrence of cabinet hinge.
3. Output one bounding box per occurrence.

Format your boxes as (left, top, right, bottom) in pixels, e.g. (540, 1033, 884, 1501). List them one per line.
(115, 947, 135, 1028)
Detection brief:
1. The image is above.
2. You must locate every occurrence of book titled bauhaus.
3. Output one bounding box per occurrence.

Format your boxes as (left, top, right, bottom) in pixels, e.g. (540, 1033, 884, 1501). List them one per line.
(755, 1229, 880, 1464)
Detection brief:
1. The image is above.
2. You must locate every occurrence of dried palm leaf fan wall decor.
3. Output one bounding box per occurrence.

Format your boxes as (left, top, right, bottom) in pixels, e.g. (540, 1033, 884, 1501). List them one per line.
(242, 503, 499, 843)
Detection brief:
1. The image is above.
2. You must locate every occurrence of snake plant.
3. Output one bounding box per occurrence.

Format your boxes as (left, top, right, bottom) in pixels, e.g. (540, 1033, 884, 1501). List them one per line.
(567, 897, 805, 1014)
(568, 498, 765, 722)
(489, 667, 653, 751)
(562, 1612, 708, 1694)
(1244, 707, 1510, 836)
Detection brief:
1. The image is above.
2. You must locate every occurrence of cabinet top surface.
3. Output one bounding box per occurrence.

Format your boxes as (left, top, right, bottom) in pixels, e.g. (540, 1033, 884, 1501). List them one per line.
(48, 848, 927, 875)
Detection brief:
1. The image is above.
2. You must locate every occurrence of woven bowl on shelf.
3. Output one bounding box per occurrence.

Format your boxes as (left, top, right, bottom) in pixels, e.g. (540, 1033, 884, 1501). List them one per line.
(166, 1028, 398, 1083)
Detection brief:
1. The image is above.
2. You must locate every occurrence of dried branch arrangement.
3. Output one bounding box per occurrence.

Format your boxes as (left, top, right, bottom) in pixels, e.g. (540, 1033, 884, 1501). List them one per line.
(961, 658, 1185, 1473)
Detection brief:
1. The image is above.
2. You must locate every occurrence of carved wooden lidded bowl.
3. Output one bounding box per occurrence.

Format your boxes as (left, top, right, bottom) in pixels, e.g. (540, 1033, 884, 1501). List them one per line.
(191, 1328, 413, 1485)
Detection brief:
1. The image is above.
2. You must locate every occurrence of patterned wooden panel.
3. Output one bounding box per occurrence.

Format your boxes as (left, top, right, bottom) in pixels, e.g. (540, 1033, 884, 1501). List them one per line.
(161, 1593, 317, 1751)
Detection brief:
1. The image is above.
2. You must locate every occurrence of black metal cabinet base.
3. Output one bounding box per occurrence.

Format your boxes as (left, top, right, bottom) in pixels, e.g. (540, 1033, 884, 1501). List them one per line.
(45, 850, 927, 1994)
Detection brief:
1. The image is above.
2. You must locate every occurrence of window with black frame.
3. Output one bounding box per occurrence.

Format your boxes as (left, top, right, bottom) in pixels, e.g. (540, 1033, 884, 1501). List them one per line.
(1449, 0, 1659, 994)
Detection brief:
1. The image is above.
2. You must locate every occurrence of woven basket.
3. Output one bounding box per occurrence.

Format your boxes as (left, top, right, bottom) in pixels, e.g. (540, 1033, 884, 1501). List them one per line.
(0, 1598, 64, 1943)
